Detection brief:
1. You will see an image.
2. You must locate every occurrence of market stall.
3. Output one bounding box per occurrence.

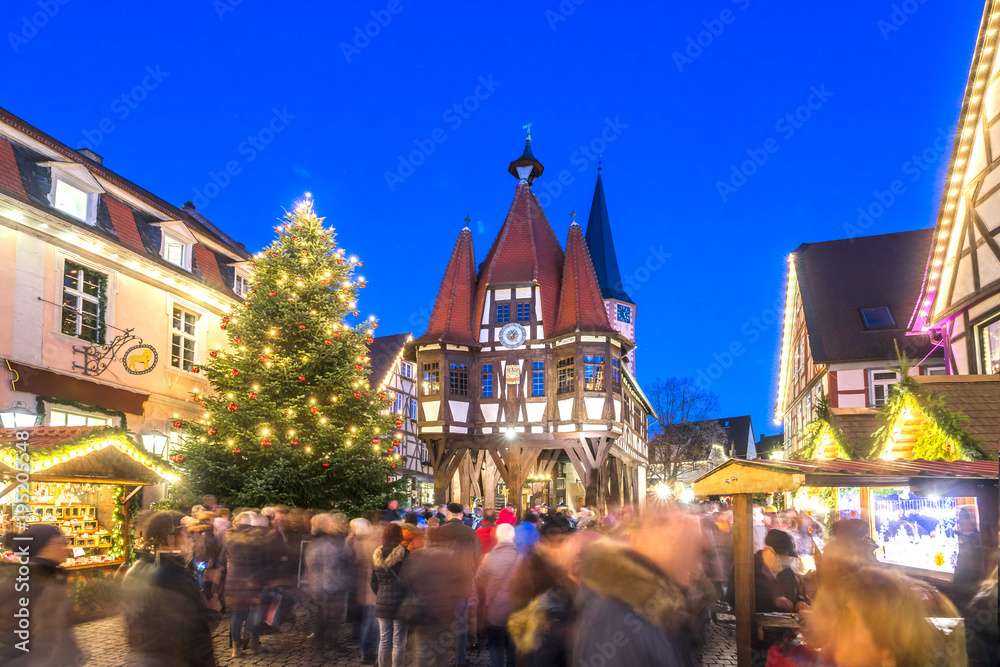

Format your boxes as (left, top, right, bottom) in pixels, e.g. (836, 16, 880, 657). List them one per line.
(0, 425, 178, 620)
(693, 457, 999, 667)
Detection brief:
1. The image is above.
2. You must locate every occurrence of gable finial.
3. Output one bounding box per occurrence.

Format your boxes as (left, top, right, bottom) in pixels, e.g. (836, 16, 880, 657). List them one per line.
(464, 213, 471, 230)
(598, 157, 602, 172)
(522, 121, 532, 141)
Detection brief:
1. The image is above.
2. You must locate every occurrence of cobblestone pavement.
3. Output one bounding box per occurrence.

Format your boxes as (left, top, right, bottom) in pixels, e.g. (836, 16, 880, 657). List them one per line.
(74, 606, 737, 666)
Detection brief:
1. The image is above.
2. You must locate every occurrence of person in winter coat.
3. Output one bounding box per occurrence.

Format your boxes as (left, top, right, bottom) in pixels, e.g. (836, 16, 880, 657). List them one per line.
(306, 512, 350, 654)
(121, 511, 217, 666)
(475, 523, 520, 667)
(225, 512, 271, 657)
(569, 510, 704, 667)
(0, 524, 82, 667)
(435, 502, 481, 666)
(496, 506, 517, 526)
(347, 518, 380, 664)
(401, 513, 425, 552)
(476, 510, 498, 555)
(965, 566, 998, 667)
(514, 512, 541, 556)
(371, 523, 409, 667)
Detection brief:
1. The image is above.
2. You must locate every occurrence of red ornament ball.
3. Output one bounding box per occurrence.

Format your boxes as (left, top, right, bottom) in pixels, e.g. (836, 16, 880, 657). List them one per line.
(372, 438, 380, 445)
(192, 366, 200, 374)
(269, 291, 277, 296)
(261, 440, 272, 447)
(298, 375, 307, 382)
(260, 356, 268, 363)
(353, 392, 362, 399)
(201, 402, 208, 409)
(378, 392, 387, 400)
(324, 339, 332, 346)
(227, 403, 238, 412)
(288, 298, 295, 303)
(231, 369, 240, 376)
(220, 324, 227, 330)
(394, 420, 402, 428)
(173, 420, 182, 428)
(248, 392, 257, 399)
(333, 332, 341, 338)
(298, 324, 306, 330)
(222, 316, 229, 323)
(233, 336, 242, 343)
(322, 462, 330, 468)
(233, 448, 242, 454)
(355, 363, 363, 371)
(208, 428, 218, 435)
(209, 350, 218, 357)
(366, 337, 374, 344)
(290, 440, 299, 446)
(310, 406, 319, 414)
(353, 311, 359, 316)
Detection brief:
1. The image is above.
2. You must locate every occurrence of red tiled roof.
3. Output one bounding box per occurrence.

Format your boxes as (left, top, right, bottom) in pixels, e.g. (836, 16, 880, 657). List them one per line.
(475, 182, 564, 330)
(551, 222, 614, 337)
(0, 137, 28, 201)
(758, 457, 998, 479)
(105, 195, 147, 254)
(795, 229, 939, 363)
(0, 425, 113, 451)
(418, 228, 479, 346)
(192, 243, 230, 294)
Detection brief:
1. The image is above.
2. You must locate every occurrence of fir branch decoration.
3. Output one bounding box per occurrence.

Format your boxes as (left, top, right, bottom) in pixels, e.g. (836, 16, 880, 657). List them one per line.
(796, 391, 854, 459)
(34, 396, 128, 429)
(872, 342, 990, 461)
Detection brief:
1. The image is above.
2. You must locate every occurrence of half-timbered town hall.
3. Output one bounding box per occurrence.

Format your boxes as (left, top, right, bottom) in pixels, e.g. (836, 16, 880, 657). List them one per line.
(414, 140, 653, 512)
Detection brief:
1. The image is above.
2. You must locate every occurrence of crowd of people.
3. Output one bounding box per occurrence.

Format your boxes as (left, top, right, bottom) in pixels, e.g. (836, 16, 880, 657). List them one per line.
(1, 494, 997, 666)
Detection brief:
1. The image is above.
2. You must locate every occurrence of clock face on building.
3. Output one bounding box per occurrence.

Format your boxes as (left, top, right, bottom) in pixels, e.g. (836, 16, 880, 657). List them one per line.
(499, 322, 527, 348)
(617, 304, 631, 323)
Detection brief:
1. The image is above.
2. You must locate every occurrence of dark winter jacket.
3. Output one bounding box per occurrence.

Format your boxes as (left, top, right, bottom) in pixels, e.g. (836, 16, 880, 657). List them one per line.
(225, 525, 272, 607)
(371, 545, 408, 619)
(436, 518, 481, 580)
(305, 532, 349, 597)
(0, 558, 82, 667)
(508, 551, 577, 667)
(121, 553, 217, 666)
(475, 541, 520, 627)
(401, 544, 467, 630)
(569, 542, 690, 667)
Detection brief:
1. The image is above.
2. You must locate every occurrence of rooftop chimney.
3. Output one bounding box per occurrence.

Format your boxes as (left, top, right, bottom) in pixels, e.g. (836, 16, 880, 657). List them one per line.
(76, 148, 103, 164)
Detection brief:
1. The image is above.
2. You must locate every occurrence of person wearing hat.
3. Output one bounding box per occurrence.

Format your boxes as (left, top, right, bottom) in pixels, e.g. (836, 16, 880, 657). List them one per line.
(1, 524, 82, 666)
(727, 528, 809, 614)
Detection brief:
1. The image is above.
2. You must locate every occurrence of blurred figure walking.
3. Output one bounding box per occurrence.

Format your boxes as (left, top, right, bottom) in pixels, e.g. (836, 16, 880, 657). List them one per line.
(372, 523, 410, 667)
(306, 512, 350, 655)
(347, 518, 381, 664)
(476, 523, 520, 667)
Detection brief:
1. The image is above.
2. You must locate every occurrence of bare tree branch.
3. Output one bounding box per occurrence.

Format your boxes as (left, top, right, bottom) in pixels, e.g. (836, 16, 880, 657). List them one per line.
(645, 377, 729, 483)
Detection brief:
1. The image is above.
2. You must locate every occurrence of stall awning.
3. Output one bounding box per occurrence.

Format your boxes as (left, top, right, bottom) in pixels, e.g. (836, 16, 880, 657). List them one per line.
(0, 426, 177, 485)
(693, 457, 999, 496)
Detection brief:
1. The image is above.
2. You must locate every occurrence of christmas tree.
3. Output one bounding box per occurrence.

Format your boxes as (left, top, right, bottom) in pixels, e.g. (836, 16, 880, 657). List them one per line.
(175, 197, 403, 513)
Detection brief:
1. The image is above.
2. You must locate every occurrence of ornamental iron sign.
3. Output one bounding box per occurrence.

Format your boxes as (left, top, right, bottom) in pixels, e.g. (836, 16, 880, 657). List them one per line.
(72, 328, 158, 377)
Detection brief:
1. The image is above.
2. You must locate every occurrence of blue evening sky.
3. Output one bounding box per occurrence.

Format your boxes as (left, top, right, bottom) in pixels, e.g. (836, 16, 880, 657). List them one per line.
(1, 0, 985, 437)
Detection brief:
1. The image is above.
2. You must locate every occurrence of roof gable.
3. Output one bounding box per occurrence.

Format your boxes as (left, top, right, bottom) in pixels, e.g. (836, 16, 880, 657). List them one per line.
(368, 333, 411, 386)
(419, 227, 478, 346)
(552, 222, 614, 337)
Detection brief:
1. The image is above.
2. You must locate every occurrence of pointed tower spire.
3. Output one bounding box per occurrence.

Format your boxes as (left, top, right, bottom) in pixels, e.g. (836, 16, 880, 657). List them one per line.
(552, 221, 614, 337)
(585, 172, 633, 304)
(416, 225, 478, 346)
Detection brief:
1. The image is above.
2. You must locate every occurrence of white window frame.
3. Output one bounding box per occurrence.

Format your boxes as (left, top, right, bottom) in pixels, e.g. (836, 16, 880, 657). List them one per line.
(234, 271, 250, 298)
(170, 304, 200, 372)
(60, 260, 105, 343)
(162, 234, 192, 271)
(52, 178, 97, 223)
(400, 361, 413, 379)
(45, 163, 103, 225)
(870, 370, 900, 408)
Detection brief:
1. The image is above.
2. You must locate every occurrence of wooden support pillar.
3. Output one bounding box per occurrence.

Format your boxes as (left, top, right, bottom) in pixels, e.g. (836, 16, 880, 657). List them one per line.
(488, 446, 541, 515)
(608, 456, 621, 509)
(481, 455, 499, 510)
(976, 482, 999, 574)
(429, 439, 467, 505)
(859, 487, 872, 526)
(458, 450, 486, 506)
(572, 436, 613, 512)
(732, 493, 755, 667)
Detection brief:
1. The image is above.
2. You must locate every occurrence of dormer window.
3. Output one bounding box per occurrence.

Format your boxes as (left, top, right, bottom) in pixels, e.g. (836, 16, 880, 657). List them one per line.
(164, 236, 187, 267)
(53, 179, 93, 222)
(44, 162, 103, 225)
(234, 272, 250, 297)
(153, 220, 198, 272)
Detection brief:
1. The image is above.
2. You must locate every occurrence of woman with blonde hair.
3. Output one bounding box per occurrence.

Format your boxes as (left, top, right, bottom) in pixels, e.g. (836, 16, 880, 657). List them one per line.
(804, 566, 963, 666)
(347, 517, 381, 664)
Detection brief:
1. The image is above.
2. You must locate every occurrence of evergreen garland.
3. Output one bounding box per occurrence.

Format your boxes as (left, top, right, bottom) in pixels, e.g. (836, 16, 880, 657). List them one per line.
(796, 391, 854, 459)
(34, 396, 128, 429)
(872, 343, 990, 461)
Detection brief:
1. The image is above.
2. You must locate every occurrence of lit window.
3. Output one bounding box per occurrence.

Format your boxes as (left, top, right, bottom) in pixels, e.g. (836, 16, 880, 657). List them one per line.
(61, 261, 106, 344)
(860, 307, 895, 329)
(164, 236, 188, 268)
(532, 361, 545, 397)
(482, 364, 493, 398)
(53, 179, 91, 222)
(422, 363, 440, 395)
(611, 358, 621, 393)
(234, 273, 250, 297)
(171, 306, 198, 372)
(450, 363, 469, 396)
(616, 304, 631, 323)
(394, 392, 403, 414)
(983, 319, 1000, 375)
(49, 409, 109, 427)
(871, 370, 899, 407)
(409, 399, 417, 420)
(496, 304, 510, 323)
(516, 303, 531, 322)
(401, 362, 413, 379)
(584, 355, 605, 391)
(557, 357, 574, 394)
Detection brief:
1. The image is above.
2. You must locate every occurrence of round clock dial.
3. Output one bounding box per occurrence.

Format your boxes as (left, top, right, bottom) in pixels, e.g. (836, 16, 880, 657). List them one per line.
(499, 322, 527, 348)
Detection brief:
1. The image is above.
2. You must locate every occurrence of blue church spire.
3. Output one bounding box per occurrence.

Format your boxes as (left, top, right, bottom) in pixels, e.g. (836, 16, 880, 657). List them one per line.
(584, 171, 634, 304)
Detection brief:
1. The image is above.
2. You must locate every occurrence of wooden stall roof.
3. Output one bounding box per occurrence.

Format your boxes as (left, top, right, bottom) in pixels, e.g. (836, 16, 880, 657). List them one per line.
(693, 457, 999, 496)
(0, 426, 176, 485)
